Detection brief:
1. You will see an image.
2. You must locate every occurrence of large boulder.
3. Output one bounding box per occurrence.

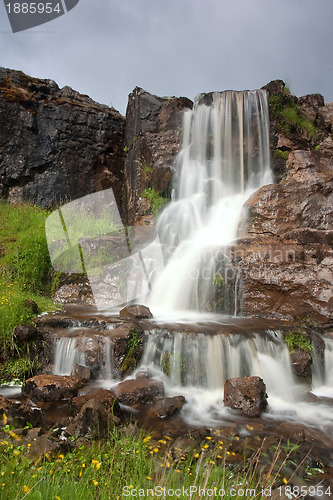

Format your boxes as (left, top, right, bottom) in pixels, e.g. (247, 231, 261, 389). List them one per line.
(224, 376, 268, 417)
(69, 388, 119, 416)
(150, 395, 185, 419)
(0, 67, 125, 211)
(0, 395, 44, 428)
(66, 399, 118, 438)
(114, 378, 164, 405)
(22, 374, 82, 402)
(119, 304, 153, 320)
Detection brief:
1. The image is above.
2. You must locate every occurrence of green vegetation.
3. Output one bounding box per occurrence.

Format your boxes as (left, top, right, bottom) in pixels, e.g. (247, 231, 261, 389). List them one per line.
(0, 428, 325, 499)
(137, 158, 154, 179)
(268, 92, 317, 140)
(121, 329, 143, 374)
(274, 149, 289, 161)
(0, 201, 56, 381)
(284, 329, 313, 354)
(141, 187, 167, 216)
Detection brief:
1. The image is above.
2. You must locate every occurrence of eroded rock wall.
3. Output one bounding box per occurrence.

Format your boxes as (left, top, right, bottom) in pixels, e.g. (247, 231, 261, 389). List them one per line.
(0, 67, 125, 210)
(123, 87, 192, 224)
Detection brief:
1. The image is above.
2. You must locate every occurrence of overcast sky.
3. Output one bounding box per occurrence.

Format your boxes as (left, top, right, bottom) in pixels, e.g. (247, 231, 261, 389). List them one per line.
(0, 0, 332, 115)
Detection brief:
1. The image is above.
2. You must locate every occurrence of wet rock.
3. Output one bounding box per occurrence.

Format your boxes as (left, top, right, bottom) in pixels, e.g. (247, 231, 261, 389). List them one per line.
(119, 304, 153, 320)
(151, 396, 185, 419)
(290, 347, 312, 379)
(170, 436, 197, 460)
(69, 388, 119, 416)
(24, 429, 73, 459)
(114, 378, 164, 405)
(13, 324, 39, 342)
(224, 376, 268, 417)
(23, 299, 39, 315)
(66, 399, 117, 438)
(71, 364, 91, 384)
(135, 370, 151, 379)
(53, 279, 95, 306)
(0, 395, 44, 428)
(109, 323, 145, 378)
(22, 375, 82, 402)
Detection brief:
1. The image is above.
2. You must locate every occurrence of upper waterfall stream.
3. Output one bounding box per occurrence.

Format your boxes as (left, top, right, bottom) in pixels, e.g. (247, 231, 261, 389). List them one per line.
(148, 90, 272, 316)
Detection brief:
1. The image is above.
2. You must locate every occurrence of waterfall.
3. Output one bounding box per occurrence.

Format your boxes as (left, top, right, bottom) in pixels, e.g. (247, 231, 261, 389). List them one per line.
(138, 329, 333, 428)
(53, 328, 116, 380)
(148, 90, 272, 316)
(312, 335, 333, 398)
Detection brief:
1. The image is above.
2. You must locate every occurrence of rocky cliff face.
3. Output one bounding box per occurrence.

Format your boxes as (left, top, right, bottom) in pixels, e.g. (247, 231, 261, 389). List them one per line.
(236, 80, 333, 322)
(124, 87, 192, 224)
(0, 67, 125, 210)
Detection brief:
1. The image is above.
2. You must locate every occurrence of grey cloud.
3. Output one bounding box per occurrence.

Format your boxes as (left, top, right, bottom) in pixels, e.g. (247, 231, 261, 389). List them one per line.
(0, 0, 332, 114)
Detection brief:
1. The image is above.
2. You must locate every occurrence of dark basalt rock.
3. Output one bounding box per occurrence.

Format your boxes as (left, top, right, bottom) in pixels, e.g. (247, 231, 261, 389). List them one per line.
(114, 378, 164, 405)
(13, 324, 39, 342)
(0, 67, 125, 211)
(66, 399, 117, 438)
(69, 388, 119, 416)
(151, 395, 185, 419)
(0, 395, 44, 428)
(124, 87, 193, 224)
(290, 347, 312, 379)
(119, 304, 153, 320)
(22, 374, 82, 402)
(224, 376, 268, 417)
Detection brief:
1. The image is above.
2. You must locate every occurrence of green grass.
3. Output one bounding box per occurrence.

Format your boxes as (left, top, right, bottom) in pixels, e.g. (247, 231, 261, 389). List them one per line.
(0, 201, 56, 381)
(268, 94, 317, 140)
(0, 428, 319, 500)
(284, 329, 313, 354)
(141, 188, 167, 216)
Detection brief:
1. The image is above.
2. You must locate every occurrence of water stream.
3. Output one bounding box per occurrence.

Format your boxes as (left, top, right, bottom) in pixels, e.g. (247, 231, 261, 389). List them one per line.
(148, 90, 272, 316)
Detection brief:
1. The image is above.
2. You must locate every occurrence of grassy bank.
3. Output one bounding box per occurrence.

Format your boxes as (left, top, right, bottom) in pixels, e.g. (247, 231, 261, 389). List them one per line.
(0, 427, 321, 500)
(0, 201, 56, 382)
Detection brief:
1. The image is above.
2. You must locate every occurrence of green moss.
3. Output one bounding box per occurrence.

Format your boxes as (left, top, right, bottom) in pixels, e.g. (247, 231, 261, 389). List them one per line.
(284, 329, 313, 354)
(141, 187, 167, 216)
(268, 93, 317, 140)
(120, 355, 136, 374)
(120, 329, 143, 374)
(161, 352, 171, 377)
(274, 149, 289, 161)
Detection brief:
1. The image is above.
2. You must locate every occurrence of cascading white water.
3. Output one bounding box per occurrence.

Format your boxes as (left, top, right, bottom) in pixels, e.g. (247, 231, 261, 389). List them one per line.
(140, 329, 295, 396)
(148, 90, 272, 316)
(138, 329, 333, 428)
(53, 329, 116, 380)
(312, 335, 333, 398)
